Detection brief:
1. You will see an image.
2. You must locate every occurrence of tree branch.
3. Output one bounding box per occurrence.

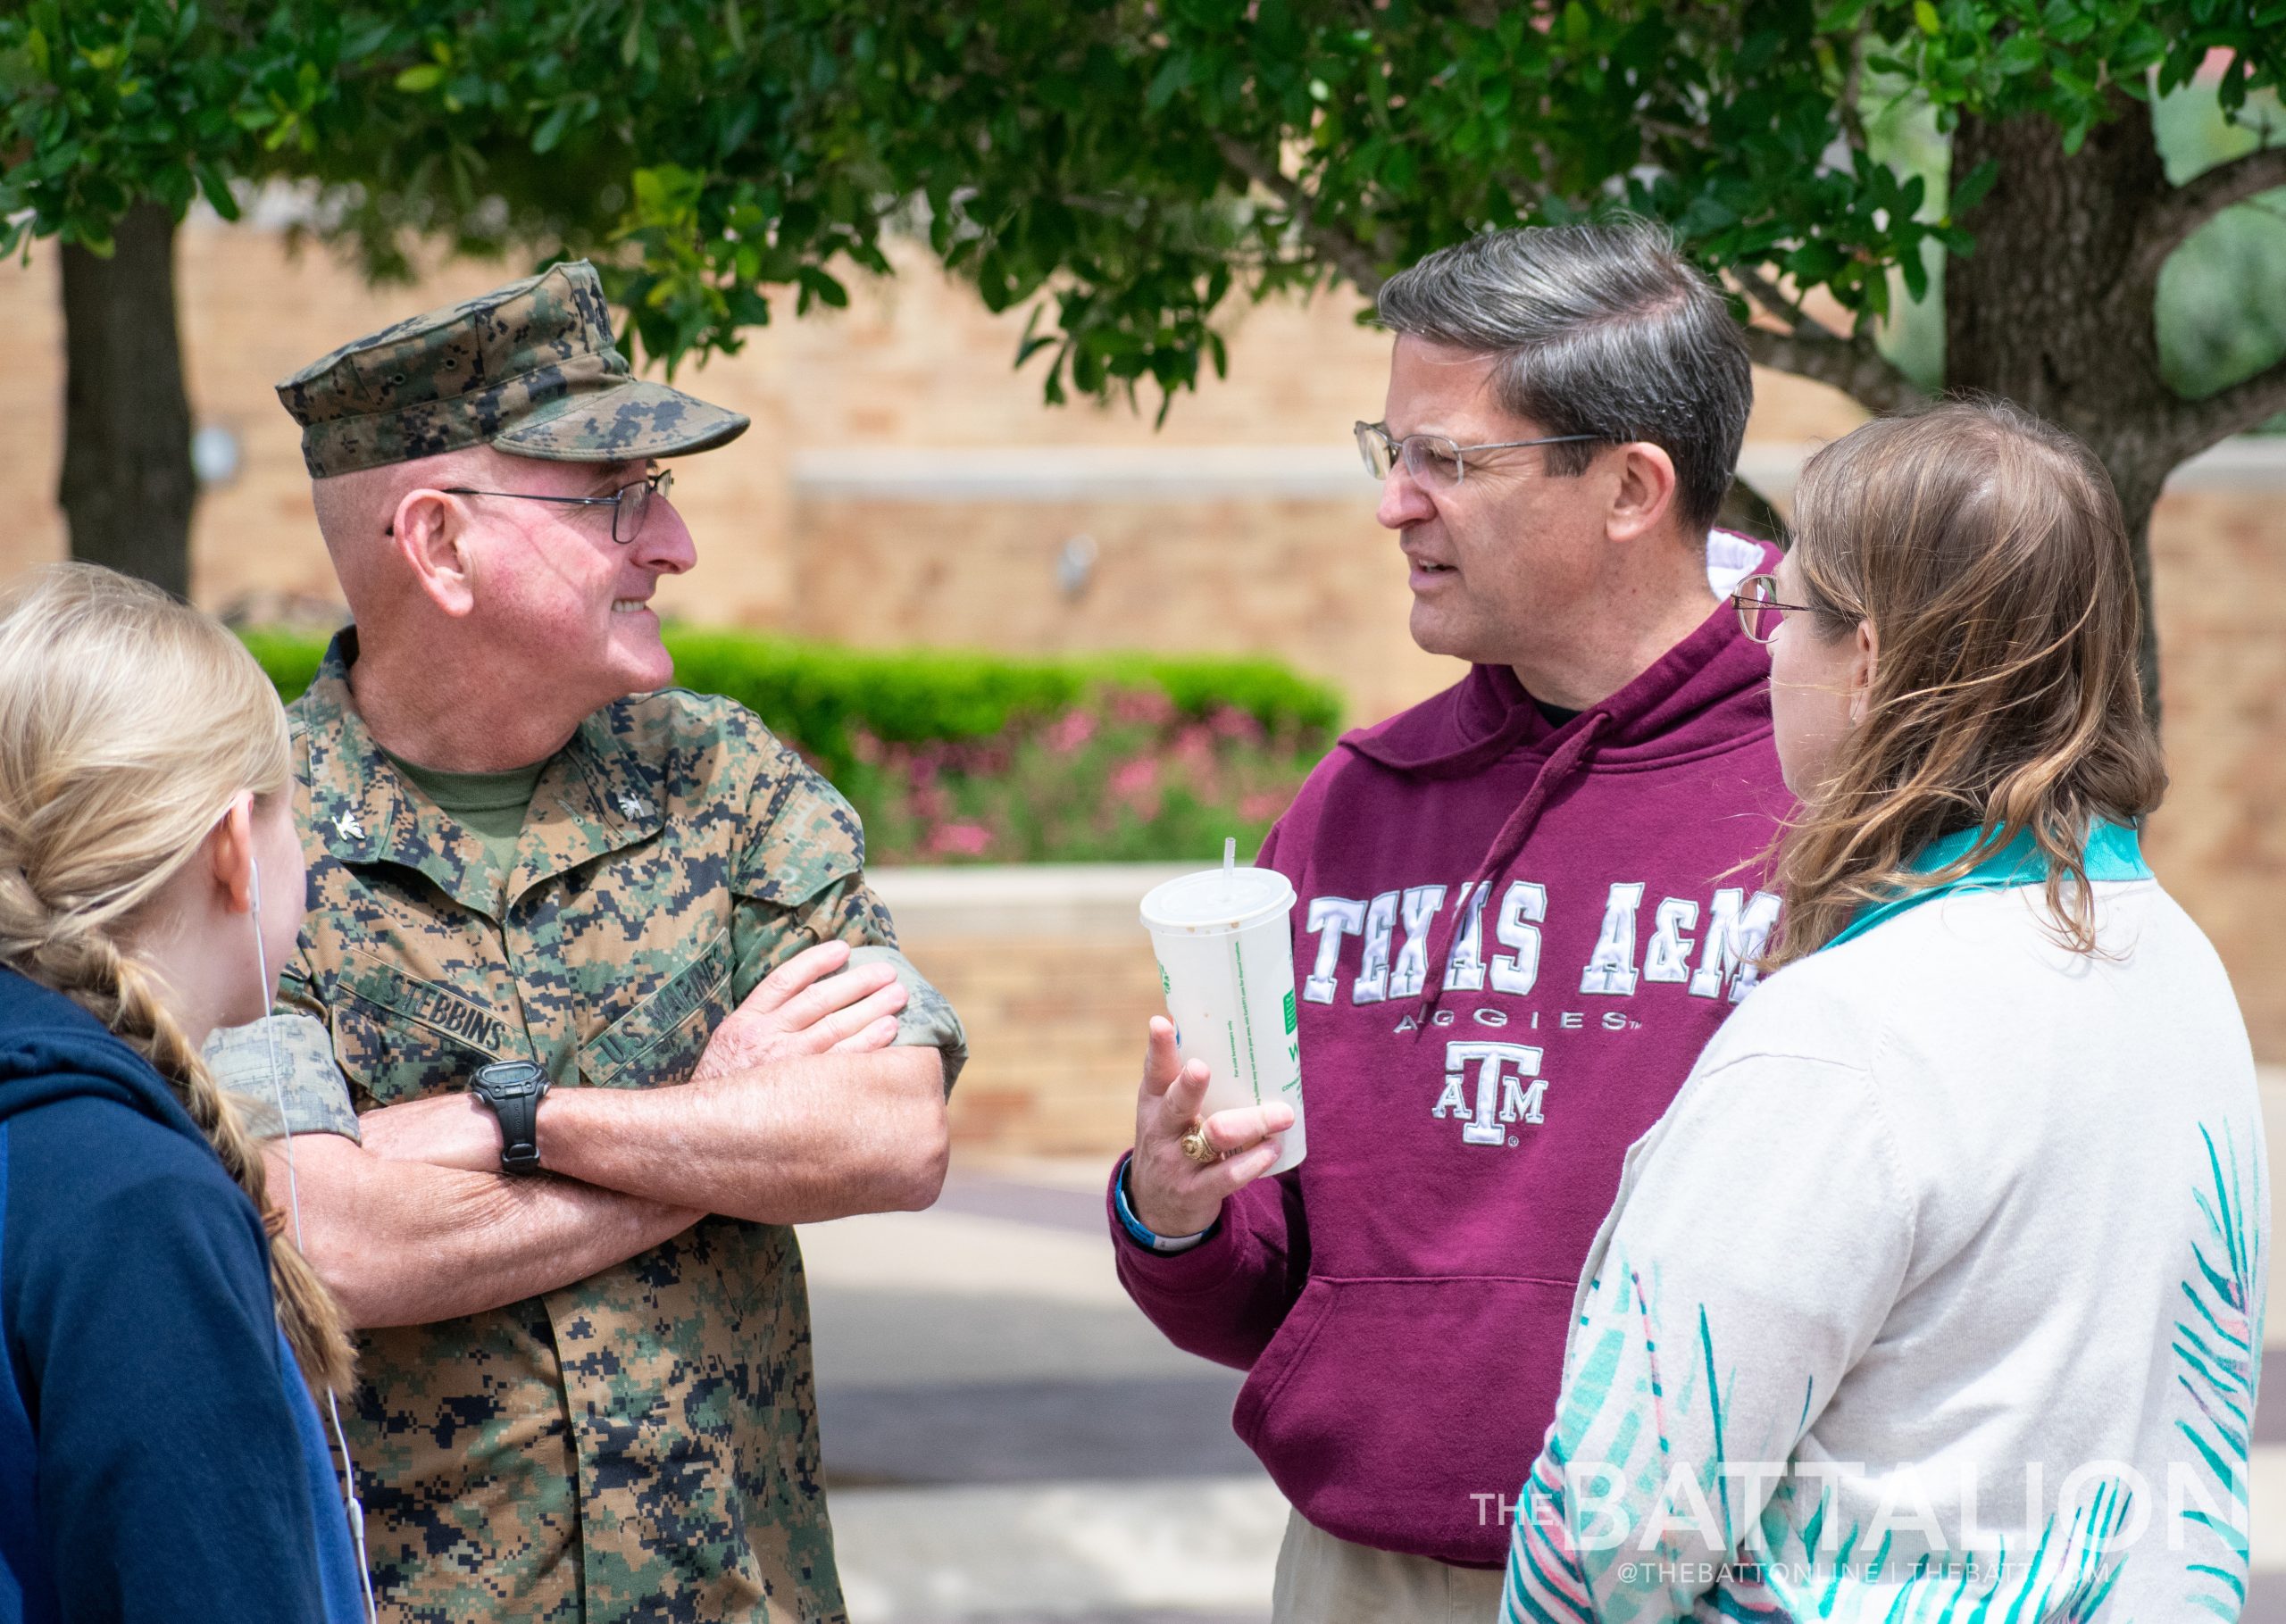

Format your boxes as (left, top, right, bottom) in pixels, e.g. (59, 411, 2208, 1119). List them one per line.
(1212, 131, 1386, 295)
(1836, 24, 1871, 154)
(1737, 321, 1930, 418)
(2132, 145, 2286, 287)
(1730, 263, 1817, 334)
(2165, 352, 2286, 464)
(1635, 115, 1714, 153)
(1725, 262, 1927, 416)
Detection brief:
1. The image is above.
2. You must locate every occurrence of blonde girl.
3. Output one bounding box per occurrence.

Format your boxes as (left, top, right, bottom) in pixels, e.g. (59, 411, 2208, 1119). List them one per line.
(0, 563, 363, 1621)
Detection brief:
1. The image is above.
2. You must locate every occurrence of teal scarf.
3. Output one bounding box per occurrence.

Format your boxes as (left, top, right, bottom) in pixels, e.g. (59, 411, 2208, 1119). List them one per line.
(1823, 820, 2151, 952)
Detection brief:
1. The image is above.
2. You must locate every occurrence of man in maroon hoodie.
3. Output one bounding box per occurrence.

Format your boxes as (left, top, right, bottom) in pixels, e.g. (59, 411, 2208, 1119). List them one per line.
(1107, 221, 1791, 1620)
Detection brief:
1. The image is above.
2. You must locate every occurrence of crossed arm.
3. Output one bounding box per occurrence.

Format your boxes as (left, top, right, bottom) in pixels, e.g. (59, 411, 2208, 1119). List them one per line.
(262, 941, 950, 1328)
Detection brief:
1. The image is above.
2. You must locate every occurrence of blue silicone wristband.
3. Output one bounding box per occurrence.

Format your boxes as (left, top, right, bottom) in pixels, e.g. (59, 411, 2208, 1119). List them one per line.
(1114, 1153, 1216, 1254)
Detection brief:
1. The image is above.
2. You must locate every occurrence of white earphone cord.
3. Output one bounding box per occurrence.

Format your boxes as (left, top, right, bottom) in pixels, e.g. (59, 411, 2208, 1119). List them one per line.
(251, 856, 380, 1624)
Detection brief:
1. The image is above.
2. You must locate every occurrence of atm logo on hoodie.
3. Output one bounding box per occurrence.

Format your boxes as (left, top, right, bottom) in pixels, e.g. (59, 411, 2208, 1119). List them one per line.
(1302, 879, 1781, 1147)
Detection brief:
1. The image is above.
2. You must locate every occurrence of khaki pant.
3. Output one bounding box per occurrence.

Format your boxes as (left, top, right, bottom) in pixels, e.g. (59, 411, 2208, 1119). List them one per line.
(1272, 1509, 1507, 1624)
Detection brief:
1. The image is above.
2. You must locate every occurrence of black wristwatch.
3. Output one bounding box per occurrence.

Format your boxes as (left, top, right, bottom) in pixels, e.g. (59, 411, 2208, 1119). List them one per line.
(471, 1061, 552, 1175)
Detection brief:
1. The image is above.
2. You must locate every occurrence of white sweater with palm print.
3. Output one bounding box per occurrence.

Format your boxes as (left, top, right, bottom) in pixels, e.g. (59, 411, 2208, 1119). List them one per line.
(1503, 877, 2266, 1624)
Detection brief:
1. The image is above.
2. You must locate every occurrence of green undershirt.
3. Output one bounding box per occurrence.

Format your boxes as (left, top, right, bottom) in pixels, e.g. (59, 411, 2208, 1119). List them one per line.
(382, 748, 550, 879)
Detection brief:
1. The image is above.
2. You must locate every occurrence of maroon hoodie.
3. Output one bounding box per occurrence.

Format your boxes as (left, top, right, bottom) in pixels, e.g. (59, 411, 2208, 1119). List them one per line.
(1111, 538, 1790, 1567)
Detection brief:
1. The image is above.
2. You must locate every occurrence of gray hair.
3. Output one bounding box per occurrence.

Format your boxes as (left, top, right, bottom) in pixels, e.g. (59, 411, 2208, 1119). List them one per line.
(1375, 220, 1751, 535)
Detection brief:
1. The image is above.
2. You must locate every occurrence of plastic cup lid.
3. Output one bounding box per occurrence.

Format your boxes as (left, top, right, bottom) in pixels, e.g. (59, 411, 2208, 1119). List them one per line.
(1140, 865, 1297, 934)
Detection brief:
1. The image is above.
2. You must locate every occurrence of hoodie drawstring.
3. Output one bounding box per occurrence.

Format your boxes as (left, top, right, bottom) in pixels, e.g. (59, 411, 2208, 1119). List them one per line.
(1408, 711, 1611, 1037)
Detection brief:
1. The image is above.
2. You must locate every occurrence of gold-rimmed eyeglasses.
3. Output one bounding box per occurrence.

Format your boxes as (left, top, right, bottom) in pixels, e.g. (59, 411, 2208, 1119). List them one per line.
(1730, 572, 1821, 644)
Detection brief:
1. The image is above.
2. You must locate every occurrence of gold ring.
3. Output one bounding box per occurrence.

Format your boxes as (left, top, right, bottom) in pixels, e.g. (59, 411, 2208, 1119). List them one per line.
(1179, 1123, 1222, 1165)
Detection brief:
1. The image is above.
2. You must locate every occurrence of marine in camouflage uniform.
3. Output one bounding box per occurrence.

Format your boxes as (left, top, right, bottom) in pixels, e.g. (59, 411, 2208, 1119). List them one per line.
(208, 262, 964, 1622)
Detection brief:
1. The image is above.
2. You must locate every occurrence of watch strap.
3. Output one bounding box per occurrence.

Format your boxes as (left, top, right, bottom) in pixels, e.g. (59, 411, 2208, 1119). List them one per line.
(493, 1087, 543, 1175)
(471, 1062, 549, 1176)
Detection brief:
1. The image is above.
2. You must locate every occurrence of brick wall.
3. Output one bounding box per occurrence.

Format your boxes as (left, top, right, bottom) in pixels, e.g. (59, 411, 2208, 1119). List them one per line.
(927, 933, 1163, 1154)
(2146, 486, 2286, 1058)
(876, 866, 1186, 1156)
(4, 218, 2282, 1112)
(788, 490, 1448, 721)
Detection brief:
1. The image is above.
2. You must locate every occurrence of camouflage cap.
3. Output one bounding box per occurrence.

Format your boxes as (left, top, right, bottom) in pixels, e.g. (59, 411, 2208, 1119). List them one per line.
(276, 261, 749, 479)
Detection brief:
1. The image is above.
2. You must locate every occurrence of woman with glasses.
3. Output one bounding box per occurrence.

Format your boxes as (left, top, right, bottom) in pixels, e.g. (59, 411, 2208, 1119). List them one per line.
(1501, 401, 2263, 1621)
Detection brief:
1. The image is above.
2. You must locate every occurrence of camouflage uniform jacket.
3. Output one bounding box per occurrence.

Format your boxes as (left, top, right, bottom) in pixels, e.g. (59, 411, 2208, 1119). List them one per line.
(214, 632, 964, 1623)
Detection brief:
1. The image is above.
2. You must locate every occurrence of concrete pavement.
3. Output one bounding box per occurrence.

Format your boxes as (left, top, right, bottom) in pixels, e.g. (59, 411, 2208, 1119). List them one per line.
(803, 1168, 1280, 1623)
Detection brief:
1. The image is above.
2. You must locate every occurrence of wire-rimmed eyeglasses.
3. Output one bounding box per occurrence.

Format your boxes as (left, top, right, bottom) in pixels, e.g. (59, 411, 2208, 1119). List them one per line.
(431, 467, 674, 545)
(1355, 420, 1599, 487)
(1730, 572, 1821, 644)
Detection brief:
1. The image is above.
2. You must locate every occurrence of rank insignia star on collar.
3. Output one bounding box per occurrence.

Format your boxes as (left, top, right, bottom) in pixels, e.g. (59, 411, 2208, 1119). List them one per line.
(616, 792, 652, 820)
(336, 812, 366, 842)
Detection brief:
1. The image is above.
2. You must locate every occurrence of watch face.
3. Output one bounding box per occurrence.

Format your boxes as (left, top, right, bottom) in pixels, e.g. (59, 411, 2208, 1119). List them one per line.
(480, 1062, 546, 1098)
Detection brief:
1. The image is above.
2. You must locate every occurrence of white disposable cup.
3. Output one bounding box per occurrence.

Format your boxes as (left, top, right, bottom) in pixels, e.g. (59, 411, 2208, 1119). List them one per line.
(1139, 865, 1306, 1174)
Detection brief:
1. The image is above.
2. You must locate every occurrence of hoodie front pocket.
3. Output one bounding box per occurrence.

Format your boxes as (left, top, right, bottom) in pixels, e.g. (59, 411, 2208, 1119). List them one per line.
(1231, 1273, 1581, 1567)
(1232, 1275, 1340, 1449)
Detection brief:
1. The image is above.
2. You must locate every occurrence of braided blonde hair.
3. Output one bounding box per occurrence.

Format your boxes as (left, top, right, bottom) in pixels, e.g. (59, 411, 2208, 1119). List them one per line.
(0, 563, 352, 1394)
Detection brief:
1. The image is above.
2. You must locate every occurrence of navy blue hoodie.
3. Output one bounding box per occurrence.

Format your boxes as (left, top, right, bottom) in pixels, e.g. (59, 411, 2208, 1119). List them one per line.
(0, 967, 362, 1623)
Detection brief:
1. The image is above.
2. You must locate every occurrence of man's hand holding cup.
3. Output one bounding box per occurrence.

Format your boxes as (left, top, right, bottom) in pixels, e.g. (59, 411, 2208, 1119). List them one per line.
(1129, 1016, 1295, 1237)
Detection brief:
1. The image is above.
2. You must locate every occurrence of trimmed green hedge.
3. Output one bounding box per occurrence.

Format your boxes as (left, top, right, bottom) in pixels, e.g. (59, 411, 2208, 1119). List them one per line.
(238, 628, 332, 709)
(239, 626, 1342, 782)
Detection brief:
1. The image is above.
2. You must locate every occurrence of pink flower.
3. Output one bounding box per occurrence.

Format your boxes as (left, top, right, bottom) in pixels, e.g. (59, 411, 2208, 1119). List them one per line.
(1107, 754, 1164, 822)
(925, 821, 993, 858)
(1239, 790, 1292, 821)
(1209, 706, 1264, 744)
(1108, 754, 1159, 800)
(1171, 723, 1216, 771)
(1108, 687, 1177, 727)
(1045, 710, 1097, 754)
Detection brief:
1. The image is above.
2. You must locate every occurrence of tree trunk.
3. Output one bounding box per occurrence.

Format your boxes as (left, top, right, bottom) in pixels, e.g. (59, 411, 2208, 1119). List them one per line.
(58, 202, 196, 600)
(1945, 91, 2177, 727)
(2107, 467, 2171, 738)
